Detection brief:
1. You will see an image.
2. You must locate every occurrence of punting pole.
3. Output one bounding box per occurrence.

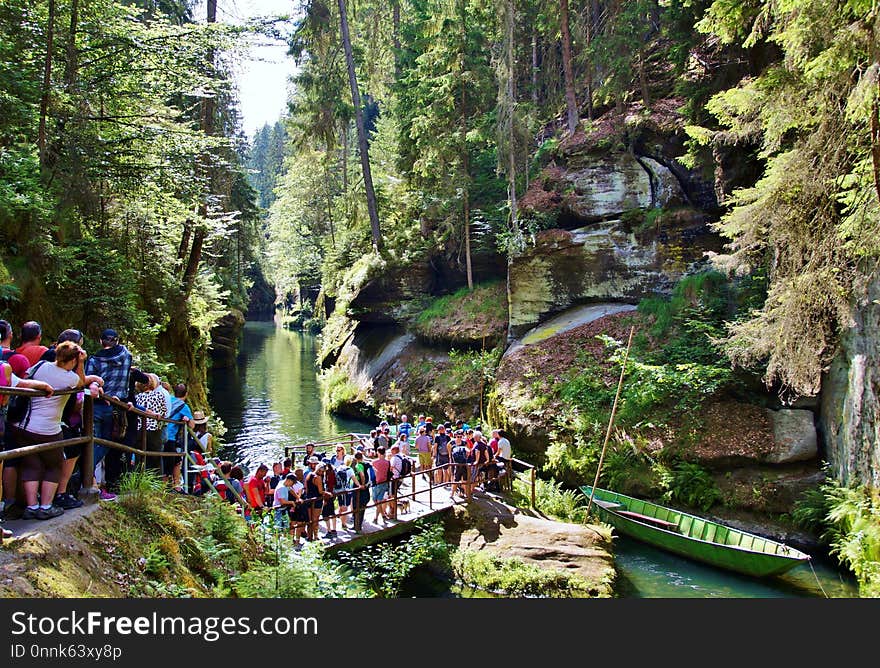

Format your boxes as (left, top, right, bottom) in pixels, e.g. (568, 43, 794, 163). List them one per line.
(586, 325, 635, 517)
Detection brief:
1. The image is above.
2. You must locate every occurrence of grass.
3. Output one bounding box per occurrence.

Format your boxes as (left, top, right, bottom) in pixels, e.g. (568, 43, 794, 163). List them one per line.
(414, 280, 507, 331)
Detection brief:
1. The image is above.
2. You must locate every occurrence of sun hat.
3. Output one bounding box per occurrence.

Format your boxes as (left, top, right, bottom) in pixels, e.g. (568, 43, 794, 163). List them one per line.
(192, 410, 208, 425)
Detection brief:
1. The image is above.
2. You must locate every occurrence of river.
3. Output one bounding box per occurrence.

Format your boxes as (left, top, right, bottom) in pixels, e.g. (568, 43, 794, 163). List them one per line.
(208, 322, 859, 598)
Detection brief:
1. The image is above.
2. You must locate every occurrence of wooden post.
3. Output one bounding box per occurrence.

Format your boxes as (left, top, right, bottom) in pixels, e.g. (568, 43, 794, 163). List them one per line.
(411, 466, 416, 506)
(82, 395, 95, 490)
(182, 427, 189, 493)
(428, 470, 433, 509)
(530, 466, 536, 508)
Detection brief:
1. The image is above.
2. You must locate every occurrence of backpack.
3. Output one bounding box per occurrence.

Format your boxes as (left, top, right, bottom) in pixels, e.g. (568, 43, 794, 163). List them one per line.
(451, 444, 468, 465)
(395, 454, 412, 477)
(364, 461, 376, 485)
(324, 465, 337, 493)
(333, 465, 349, 492)
(6, 361, 49, 426)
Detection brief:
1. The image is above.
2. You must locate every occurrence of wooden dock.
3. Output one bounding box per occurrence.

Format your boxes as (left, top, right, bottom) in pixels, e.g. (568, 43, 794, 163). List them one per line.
(319, 471, 462, 552)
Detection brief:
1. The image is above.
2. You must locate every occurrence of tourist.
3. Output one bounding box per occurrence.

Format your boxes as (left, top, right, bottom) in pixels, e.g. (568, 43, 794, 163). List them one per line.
(375, 425, 390, 450)
(414, 425, 432, 480)
(334, 454, 353, 527)
(272, 473, 296, 533)
(450, 431, 469, 498)
(350, 451, 369, 532)
(134, 373, 170, 474)
(164, 383, 195, 491)
(85, 328, 145, 496)
(192, 411, 212, 453)
(289, 469, 308, 544)
(0, 320, 31, 378)
(470, 431, 493, 493)
(371, 445, 392, 524)
(303, 457, 324, 541)
(15, 321, 48, 367)
(320, 460, 338, 539)
(396, 431, 410, 457)
(0, 352, 58, 523)
(301, 442, 316, 467)
(330, 445, 346, 467)
(267, 461, 283, 507)
(397, 414, 412, 443)
(244, 463, 268, 517)
(433, 423, 452, 485)
(389, 443, 405, 518)
(7, 342, 103, 520)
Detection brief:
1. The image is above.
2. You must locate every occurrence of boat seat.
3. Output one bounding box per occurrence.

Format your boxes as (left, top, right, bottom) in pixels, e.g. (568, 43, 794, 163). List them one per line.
(617, 510, 678, 531)
(593, 500, 624, 511)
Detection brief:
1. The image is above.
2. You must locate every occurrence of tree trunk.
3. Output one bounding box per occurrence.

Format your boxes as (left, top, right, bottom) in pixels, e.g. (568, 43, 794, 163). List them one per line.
(559, 0, 578, 135)
(638, 45, 650, 107)
(585, 4, 593, 120)
(459, 0, 472, 289)
(506, 0, 518, 235)
(38, 0, 56, 167)
(338, 0, 383, 252)
(65, 0, 78, 91)
(531, 32, 538, 107)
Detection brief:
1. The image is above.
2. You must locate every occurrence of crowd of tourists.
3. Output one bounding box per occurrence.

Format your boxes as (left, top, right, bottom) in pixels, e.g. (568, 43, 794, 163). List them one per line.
(230, 414, 513, 546)
(0, 319, 514, 549)
(0, 321, 213, 541)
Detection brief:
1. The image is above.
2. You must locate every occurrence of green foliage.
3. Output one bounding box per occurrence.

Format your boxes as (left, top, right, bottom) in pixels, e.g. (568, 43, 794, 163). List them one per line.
(319, 365, 362, 413)
(451, 550, 600, 597)
(793, 476, 880, 597)
(332, 520, 450, 598)
(415, 281, 505, 326)
(653, 460, 722, 512)
(513, 476, 588, 524)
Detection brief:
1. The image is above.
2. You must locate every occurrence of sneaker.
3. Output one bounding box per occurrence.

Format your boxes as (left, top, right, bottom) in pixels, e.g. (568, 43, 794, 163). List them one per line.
(1, 527, 12, 539)
(54, 493, 84, 510)
(37, 505, 64, 520)
(98, 489, 117, 501)
(1, 502, 23, 521)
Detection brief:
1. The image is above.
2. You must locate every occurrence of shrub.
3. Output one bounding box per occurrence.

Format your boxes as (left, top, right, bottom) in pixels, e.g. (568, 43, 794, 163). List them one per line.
(451, 550, 599, 597)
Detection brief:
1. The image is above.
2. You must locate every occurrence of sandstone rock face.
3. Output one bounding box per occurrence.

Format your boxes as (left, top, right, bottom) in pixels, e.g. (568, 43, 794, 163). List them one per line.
(764, 409, 818, 464)
(508, 213, 720, 337)
(208, 309, 246, 368)
(562, 153, 653, 221)
(347, 262, 433, 323)
(820, 271, 880, 487)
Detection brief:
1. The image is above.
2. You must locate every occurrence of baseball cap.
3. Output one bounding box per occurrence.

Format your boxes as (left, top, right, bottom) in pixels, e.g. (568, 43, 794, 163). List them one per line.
(100, 328, 119, 342)
(307, 455, 320, 464)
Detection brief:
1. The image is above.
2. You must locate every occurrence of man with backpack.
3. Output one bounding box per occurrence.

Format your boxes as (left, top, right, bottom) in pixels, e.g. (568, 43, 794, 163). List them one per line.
(164, 383, 195, 491)
(470, 431, 494, 494)
(450, 431, 469, 498)
(350, 451, 370, 532)
(389, 443, 412, 519)
(371, 446, 392, 524)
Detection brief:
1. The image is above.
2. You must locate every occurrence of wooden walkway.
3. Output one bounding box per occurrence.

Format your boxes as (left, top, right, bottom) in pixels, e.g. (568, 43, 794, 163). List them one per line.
(316, 471, 464, 553)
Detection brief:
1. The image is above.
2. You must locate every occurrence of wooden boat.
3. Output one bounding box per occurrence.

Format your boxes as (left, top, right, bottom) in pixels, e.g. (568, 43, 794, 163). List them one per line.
(580, 485, 811, 577)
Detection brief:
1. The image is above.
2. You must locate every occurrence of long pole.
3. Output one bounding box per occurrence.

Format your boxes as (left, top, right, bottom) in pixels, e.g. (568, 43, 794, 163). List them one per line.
(586, 326, 635, 516)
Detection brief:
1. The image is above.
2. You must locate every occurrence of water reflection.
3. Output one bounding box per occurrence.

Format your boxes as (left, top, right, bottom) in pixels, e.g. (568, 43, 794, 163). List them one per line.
(208, 322, 372, 472)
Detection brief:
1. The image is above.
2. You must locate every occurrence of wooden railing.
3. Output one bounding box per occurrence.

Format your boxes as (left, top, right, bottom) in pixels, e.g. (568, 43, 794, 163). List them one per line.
(0, 387, 196, 494)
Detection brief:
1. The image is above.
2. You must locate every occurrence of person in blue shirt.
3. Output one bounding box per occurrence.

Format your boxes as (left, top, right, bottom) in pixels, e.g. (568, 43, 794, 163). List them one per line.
(397, 414, 412, 442)
(164, 383, 194, 491)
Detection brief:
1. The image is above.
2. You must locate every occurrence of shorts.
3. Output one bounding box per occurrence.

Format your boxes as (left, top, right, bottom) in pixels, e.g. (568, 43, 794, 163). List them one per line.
(371, 481, 389, 503)
(162, 440, 182, 476)
(321, 496, 336, 518)
(418, 452, 432, 469)
(335, 491, 351, 507)
(273, 508, 290, 529)
(1, 425, 22, 467)
(453, 463, 468, 482)
(291, 502, 309, 523)
(306, 496, 323, 511)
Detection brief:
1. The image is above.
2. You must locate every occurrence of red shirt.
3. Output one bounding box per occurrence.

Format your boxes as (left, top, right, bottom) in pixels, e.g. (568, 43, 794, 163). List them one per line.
(372, 457, 391, 484)
(2, 348, 30, 377)
(245, 476, 265, 508)
(16, 343, 48, 367)
(489, 438, 499, 454)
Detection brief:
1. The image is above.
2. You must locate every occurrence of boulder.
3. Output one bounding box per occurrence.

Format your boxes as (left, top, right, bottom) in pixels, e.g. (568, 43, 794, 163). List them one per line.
(208, 309, 246, 368)
(764, 409, 818, 464)
(347, 262, 433, 323)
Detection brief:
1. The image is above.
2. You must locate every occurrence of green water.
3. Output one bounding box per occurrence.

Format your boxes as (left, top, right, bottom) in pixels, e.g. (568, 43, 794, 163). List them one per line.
(207, 321, 372, 472)
(208, 321, 859, 598)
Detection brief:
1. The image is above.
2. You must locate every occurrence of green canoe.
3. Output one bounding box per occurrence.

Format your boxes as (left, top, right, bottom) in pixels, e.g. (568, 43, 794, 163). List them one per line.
(580, 485, 811, 578)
